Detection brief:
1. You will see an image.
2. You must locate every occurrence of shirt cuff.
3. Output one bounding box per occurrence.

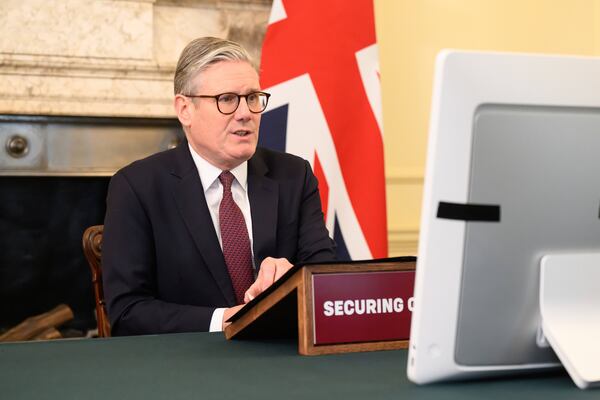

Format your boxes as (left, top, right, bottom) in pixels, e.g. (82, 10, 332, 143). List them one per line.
(209, 307, 226, 332)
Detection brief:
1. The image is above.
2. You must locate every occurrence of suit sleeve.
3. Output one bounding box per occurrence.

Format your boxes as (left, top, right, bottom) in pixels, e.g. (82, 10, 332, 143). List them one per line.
(295, 160, 337, 263)
(103, 171, 215, 335)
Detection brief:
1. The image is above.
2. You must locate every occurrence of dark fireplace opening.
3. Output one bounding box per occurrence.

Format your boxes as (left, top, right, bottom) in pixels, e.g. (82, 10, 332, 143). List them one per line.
(0, 114, 182, 337)
(0, 176, 110, 334)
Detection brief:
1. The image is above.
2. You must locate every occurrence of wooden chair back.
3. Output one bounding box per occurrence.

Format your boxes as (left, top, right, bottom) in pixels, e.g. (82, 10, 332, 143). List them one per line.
(82, 225, 111, 337)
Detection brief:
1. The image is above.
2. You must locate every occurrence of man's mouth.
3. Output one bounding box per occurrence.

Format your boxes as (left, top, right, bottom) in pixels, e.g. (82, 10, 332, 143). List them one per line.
(233, 130, 251, 137)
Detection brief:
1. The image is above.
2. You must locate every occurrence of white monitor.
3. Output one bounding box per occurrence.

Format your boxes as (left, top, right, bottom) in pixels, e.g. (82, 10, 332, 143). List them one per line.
(407, 50, 600, 389)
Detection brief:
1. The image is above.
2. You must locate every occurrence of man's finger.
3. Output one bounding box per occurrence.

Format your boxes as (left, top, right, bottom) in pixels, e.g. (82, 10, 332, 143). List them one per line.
(244, 282, 259, 303)
(259, 260, 277, 291)
(274, 258, 292, 281)
(243, 289, 255, 303)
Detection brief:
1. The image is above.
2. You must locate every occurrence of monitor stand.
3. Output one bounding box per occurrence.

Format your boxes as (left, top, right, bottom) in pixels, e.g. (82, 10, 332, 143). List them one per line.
(540, 253, 600, 389)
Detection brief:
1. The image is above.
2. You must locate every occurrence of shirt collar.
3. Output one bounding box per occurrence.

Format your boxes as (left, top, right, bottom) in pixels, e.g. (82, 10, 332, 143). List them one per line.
(188, 143, 248, 192)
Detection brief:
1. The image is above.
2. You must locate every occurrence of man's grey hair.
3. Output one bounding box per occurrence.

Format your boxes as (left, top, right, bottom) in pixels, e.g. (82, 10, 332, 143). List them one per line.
(174, 37, 253, 95)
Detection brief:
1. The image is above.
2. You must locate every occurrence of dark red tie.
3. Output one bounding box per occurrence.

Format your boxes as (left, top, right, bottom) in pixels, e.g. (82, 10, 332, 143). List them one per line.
(218, 171, 254, 304)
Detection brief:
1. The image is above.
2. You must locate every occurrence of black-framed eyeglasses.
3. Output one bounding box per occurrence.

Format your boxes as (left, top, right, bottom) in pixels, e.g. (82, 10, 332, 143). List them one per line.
(183, 91, 271, 115)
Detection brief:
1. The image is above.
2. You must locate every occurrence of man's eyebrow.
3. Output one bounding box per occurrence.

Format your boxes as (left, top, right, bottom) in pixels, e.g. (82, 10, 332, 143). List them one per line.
(214, 88, 263, 95)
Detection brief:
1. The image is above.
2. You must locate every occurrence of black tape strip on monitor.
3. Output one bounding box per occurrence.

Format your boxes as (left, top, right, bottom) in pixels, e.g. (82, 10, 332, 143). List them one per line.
(437, 201, 501, 222)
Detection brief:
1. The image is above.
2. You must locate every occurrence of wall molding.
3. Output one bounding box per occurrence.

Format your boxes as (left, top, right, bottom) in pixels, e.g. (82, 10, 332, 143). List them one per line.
(385, 166, 424, 184)
(388, 227, 419, 257)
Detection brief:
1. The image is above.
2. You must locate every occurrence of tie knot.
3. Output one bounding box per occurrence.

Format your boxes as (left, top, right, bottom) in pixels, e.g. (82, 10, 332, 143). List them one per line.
(219, 171, 234, 192)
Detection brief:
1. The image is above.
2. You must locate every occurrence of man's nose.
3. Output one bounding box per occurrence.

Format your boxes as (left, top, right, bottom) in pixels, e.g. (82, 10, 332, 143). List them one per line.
(234, 97, 252, 120)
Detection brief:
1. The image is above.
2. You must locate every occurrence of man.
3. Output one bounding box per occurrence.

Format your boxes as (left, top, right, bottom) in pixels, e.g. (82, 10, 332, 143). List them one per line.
(102, 37, 335, 335)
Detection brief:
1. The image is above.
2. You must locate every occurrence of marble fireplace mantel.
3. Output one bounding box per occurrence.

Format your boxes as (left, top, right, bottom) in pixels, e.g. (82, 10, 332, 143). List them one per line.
(0, 0, 271, 118)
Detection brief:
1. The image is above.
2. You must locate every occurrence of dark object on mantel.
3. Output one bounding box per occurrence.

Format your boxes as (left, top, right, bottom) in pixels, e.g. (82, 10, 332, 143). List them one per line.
(0, 304, 73, 342)
(82, 225, 111, 337)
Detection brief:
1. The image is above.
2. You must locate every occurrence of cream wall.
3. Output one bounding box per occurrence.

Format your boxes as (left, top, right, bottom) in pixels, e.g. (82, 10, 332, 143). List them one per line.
(374, 0, 600, 256)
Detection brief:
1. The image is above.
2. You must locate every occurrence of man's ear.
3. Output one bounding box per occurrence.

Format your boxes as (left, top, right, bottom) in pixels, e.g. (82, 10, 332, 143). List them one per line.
(174, 94, 193, 127)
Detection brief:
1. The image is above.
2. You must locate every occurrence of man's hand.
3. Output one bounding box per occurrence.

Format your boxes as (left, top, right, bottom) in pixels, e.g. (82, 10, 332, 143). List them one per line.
(244, 257, 293, 303)
(222, 304, 245, 330)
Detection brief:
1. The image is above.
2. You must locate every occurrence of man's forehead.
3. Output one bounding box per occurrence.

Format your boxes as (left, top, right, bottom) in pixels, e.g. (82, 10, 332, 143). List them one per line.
(193, 60, 260, 92)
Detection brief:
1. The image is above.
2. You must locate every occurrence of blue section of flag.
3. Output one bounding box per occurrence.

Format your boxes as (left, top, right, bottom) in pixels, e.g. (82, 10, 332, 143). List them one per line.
(261, 104, 350, 261)
(258, 104, 289, 152)
(333, 214, 351, 261)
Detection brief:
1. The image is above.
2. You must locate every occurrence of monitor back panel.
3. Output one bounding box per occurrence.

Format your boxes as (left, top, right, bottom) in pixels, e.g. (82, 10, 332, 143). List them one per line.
(456, 104, 600, 366)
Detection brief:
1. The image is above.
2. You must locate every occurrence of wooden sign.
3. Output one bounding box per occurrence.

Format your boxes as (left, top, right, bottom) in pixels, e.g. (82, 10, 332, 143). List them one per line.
(224, 257, 416, 355)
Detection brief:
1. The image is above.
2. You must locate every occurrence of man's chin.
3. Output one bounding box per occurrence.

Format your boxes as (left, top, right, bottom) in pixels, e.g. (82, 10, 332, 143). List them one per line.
(239, 149, 257, 162)
(227, 146, 257, 168)
(238, 142, 257, 158)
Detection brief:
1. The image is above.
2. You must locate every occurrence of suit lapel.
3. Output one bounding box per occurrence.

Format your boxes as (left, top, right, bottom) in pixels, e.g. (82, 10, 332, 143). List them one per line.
(170, 143, 236, 306)
(248, 152, 279, 268)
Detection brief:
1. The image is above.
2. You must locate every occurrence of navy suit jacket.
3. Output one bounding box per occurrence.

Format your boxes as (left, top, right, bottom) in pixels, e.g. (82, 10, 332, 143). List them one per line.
(103, 142, 336, 335)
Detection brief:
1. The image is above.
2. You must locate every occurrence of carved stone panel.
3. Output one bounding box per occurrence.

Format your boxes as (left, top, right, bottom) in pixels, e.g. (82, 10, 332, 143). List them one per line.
(0, 0, 271, 117)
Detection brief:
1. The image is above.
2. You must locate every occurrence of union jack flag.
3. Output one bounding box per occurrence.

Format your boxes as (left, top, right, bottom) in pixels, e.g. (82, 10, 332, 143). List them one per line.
(258, 0, 387, 260)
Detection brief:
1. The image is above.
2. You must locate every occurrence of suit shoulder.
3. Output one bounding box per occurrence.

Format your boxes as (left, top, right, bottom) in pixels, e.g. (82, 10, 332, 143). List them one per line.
(253, 147, 308, 171)
(115, 147, 179, 179)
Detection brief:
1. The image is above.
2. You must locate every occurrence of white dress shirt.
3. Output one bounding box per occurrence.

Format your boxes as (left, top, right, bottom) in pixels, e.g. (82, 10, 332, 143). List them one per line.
(188, 144, 255, 332)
